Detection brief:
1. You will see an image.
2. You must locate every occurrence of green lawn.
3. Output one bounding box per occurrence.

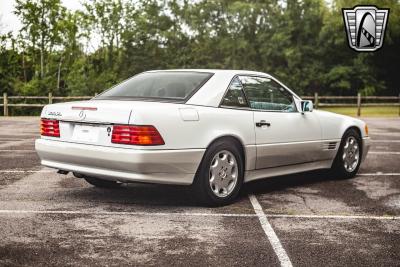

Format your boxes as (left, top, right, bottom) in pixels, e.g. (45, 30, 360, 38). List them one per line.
(320, 106, 400, 117)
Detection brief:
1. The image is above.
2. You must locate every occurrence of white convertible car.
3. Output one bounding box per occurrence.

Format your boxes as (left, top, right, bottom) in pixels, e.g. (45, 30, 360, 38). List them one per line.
(36, 69, 370, 205)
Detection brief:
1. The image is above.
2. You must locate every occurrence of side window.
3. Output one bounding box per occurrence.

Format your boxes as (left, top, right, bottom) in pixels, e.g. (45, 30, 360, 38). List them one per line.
(221, 77, 248, 108)
(239, 76, 296, 112)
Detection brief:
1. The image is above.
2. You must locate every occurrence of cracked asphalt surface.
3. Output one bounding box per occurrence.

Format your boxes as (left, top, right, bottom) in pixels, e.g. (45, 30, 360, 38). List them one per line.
(0, 116, 399, 266)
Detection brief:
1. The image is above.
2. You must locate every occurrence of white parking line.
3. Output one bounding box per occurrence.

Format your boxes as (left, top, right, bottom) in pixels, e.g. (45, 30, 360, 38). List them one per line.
(358, 172, 400, 176)
(249, 194, 293, 267)
(371, 140, 400, 143)
(267, 214, 400, 220)
(369, 151, 400, 155)
(1, 170, 400, 178)
(2, 169, 400, 176)
(0, 170, 53, 173)
(0, 209, 257, 217)
(0, 150, 36, 152)
(0, 139, 33, 149)
(0, 209, 399, 221)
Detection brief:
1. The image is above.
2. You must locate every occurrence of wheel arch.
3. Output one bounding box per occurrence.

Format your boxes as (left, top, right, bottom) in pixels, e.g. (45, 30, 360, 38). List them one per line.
(345, 126, 362, 139)
(334, 125, 364, 165)
(343, 125, 364, 156)
(205, 135, 247, 167)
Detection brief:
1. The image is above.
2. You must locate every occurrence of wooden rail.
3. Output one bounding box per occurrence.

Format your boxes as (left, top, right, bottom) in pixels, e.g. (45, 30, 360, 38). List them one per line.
(303, 93, 400, 116)
(1, 92, 400, 116)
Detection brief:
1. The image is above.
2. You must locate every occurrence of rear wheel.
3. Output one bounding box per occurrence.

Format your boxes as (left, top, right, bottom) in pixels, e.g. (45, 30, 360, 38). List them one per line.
(193, 139, 244, 206)
(84, 176, 121, 188)
(331, 129, 362, 179)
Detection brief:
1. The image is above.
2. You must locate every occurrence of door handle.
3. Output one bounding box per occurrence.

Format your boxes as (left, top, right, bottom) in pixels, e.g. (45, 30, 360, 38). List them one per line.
(255, 120, 271, 127)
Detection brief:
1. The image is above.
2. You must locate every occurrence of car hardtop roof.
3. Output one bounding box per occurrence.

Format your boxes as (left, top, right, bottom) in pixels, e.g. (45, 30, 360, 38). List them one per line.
(145, 69, 272, 77)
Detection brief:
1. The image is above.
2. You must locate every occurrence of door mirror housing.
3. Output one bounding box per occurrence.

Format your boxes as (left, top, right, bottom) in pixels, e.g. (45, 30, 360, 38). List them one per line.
(301, 100, 313, 113)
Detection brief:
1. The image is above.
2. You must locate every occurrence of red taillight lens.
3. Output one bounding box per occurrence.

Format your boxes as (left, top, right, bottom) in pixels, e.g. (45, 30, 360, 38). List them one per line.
(41, 119, 60, 137)
(111, 125, 164, 145)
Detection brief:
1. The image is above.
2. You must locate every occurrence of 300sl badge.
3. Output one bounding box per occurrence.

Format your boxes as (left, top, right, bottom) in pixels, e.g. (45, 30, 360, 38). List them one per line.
(47, 111, 62, 117)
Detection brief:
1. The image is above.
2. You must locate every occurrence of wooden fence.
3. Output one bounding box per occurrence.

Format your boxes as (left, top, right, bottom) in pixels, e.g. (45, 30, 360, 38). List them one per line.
(1, 92, 400, 117)
(303, 93, 400, 116)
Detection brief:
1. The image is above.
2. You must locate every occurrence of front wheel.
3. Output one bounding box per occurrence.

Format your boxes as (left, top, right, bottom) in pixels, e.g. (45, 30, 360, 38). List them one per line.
(192, 139, 244, 206)
(331, 129, 362, 179)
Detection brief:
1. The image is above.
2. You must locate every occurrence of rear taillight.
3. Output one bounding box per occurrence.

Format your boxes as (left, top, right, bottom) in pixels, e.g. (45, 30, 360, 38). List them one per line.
(41, 119, 60, 137)
(111, 125, 164, 145)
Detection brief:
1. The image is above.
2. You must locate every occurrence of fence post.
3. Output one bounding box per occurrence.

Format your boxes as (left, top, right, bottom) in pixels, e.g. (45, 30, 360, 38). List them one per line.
(357, 93, 361, 117)
(3, 92, 8, 116)
(48, 92, 53, 104)
(94, 92, 98, 97)
(314, 92, 319, 108)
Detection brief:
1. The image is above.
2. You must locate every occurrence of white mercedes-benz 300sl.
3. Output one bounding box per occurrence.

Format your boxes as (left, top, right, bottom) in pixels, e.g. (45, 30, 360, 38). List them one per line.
(36, 69, 370, 205)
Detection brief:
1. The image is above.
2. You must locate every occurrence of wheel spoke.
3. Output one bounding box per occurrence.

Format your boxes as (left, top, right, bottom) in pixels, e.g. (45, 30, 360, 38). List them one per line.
(342, 136, 360, 172)
(208, 150, 239, 198)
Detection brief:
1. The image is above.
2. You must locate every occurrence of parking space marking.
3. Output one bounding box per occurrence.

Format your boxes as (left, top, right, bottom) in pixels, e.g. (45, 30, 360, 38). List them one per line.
(267, 214, 400, 220)
(1, 170, 399, 176)
(371, 140, 400, 143)
(249, 194, 293, 267)
(0, 209, 258, 217)
(0, 139, 33, 149)
(358, 172, 400, 176)
(369, 151, 400, 155)
(0, 170, 53, 173)
(1, 170, 400, 177)
(0, 150, 36, 152)
(0, 210, 398, 221)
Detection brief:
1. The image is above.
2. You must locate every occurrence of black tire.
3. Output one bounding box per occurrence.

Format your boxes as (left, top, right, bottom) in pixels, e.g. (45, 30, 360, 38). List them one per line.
(192, 139, 244, 206)
(84, 176, 121, 188)
(331, 128, 362, 179)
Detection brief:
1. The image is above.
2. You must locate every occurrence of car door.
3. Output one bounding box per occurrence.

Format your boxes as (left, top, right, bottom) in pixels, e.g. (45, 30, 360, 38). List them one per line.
(238, 75, 322, 169)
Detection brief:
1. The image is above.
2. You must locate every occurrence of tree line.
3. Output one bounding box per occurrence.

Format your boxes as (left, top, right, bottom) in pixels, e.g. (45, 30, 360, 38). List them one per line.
(0, 0, 399, 98)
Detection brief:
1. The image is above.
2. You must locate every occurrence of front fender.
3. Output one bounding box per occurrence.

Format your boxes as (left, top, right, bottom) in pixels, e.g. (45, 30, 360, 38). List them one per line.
(314, 110, 368, 140)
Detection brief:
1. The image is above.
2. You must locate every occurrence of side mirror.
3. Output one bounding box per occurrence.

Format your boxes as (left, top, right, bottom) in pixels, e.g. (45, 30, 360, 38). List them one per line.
(301, 100, 313, 113)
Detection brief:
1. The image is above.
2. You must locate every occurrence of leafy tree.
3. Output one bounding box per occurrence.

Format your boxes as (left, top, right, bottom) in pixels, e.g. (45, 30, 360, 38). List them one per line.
(0, 0, 398, 100)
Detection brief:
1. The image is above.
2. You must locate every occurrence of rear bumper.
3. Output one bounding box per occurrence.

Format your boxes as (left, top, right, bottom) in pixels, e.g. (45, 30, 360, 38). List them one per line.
(362, 137, 371, 163)
(35, 139, 205, 185)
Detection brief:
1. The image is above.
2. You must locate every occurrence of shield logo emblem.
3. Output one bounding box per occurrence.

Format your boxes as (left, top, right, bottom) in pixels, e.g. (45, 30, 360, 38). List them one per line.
(342, 6, 389, 52)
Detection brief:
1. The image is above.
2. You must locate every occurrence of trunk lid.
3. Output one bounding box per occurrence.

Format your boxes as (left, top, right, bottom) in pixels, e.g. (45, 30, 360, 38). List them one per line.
(42, 100, 133, 147)
(43, 100, 132, 124)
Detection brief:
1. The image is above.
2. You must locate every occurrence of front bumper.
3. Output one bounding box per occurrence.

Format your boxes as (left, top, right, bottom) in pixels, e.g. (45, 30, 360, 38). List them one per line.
(35, 139, 205, 185)
(362, 137, 371, 163)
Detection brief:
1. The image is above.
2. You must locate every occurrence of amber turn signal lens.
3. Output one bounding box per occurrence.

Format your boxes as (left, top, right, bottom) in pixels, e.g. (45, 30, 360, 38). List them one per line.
(365, 124, 369, 136)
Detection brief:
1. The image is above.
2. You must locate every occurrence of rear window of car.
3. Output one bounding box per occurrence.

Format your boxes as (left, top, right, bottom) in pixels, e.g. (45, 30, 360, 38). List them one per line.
(95, 71, 213, 101)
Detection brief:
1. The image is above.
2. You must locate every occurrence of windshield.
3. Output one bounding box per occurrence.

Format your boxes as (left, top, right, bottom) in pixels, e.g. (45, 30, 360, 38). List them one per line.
(95, 71, 213, 101)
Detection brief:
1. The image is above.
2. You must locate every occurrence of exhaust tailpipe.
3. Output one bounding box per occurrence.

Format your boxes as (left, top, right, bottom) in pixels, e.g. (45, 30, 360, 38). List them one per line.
(57, 170, 69, 175)
(72, 172, 85, 178)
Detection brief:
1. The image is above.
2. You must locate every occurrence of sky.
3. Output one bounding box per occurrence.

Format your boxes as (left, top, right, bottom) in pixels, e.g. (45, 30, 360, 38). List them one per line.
(0, 0, 84, 35)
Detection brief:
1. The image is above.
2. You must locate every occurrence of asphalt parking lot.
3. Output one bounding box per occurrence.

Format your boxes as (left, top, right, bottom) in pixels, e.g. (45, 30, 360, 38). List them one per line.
(0, 117, 399, 266)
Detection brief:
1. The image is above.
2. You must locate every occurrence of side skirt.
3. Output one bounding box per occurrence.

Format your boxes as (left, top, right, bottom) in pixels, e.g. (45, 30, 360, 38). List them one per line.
(244, 160, 333, 183)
